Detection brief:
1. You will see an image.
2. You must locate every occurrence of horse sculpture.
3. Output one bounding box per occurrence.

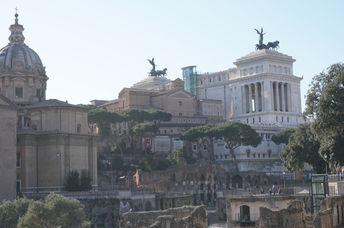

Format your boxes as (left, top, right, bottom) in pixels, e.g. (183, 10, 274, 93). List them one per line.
(154, 68, 167, 77)
(267, 41, 279, 50)
(254, 28, 279, 50)
(255, 40, 279, 50)
(148, 57, 167, 77)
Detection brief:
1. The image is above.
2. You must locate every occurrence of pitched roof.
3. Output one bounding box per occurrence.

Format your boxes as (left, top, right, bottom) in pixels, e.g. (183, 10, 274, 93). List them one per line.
(26, 99, 88, 110)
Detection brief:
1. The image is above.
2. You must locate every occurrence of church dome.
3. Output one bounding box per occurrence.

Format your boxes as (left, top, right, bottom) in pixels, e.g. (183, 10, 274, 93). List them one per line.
(0, 13, 46, 77)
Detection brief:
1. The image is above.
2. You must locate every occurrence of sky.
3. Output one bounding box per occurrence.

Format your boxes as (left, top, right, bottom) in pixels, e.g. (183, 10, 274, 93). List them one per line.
(0, 0, 343, 110)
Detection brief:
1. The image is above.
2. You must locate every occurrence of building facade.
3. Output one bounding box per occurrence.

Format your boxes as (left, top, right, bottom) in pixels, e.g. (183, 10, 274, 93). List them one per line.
(0, 13, 97, 195)
(0, 95, 17, 201)
(93, 77, 223, 155)
(183, 49, 303, 173)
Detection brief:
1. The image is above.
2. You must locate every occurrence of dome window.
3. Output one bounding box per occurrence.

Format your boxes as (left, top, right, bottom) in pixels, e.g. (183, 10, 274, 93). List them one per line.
(15, 87, 23, 98)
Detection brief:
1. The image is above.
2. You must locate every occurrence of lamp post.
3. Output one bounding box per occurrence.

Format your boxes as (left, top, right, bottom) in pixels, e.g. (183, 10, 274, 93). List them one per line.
(283, 172, 286, 189)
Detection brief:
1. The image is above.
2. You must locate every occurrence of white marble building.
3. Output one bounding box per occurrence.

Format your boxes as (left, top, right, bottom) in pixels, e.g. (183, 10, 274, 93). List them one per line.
(183, 49, 303, 172)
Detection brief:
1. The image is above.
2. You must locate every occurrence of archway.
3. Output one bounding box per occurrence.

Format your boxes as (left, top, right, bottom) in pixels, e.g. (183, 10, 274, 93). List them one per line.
(240, 205, 250, 222)
(232, 175, 243, 188)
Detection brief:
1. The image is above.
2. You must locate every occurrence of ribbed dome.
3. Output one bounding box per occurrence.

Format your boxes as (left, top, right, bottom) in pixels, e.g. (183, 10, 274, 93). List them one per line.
(0, 44, 46, 76)
(0, 13, 46, 77)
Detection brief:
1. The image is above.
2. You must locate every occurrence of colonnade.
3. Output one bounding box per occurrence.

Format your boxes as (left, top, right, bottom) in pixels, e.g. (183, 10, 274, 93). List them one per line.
(272, 82, 291, 112)
(242, 82, 264, 113)
(241, 81, 292, 114)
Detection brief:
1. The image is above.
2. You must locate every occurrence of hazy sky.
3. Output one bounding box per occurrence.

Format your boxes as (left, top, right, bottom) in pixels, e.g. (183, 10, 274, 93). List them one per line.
(0, 0, 343, 109)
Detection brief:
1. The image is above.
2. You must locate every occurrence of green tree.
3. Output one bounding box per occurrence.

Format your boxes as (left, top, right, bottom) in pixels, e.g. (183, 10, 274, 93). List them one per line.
(182, 122, 261, 171)
(271, 128, 296, 145)
(88, 108, 124, 139)
(65, 170, 93, 191)
(181, 125, 214, 160)
(304, 63, 344, 172)
(80, 170, 92, 191)
(89, 108, 172, 153)
(0, 198, 33, 228)
(65, 170, 80, 191)
(131, 122, 159, 135)
(280, 124, 325, 173)
(17, 193, 90, 228)
(211, 122, 261, 172)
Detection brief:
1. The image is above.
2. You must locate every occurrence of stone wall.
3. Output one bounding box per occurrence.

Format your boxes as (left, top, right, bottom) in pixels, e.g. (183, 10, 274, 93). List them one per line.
(258, 200, 306, 228)
(119, 205, 207, 228)
(0, 96, 17, 201)
(313, 195, 344, 228)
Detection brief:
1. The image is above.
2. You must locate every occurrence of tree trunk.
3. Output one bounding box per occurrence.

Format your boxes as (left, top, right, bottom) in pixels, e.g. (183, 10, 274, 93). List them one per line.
(229, 148, 239, 172)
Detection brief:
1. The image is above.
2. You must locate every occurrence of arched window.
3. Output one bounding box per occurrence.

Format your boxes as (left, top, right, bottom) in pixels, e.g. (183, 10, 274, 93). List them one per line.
(240, 205, 250, 222)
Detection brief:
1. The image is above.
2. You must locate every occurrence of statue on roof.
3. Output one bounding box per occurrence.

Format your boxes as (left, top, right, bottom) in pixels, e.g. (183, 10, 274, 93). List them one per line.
(255, 28, 265, 47)
(147, 58, 156, 72)
(147, 57, 167, 77)
(254, 28, 279, 50)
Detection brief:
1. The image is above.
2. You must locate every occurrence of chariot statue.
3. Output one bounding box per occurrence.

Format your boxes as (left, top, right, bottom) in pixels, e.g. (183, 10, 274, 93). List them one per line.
(254, 28, 279, 50)
(147, 57, 167, 77)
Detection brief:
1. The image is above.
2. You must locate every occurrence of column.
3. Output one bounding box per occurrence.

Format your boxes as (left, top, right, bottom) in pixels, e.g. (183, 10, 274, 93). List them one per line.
(281, 83, 285, 112)
(284, 83, 288, 112)
(261, 82, 265, 112)
(272, 82, 276, 111)
(288, 83, 292, 112)
(276, 82, 280, 112)
(248, 84, 252, 113)
(241, 86, 245, 114)
(270, 81, 274, 111)
(255, 83, 258, 112)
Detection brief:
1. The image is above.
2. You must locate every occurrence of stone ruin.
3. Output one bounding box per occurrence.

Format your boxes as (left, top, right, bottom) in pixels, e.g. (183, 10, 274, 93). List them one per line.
(119, 205, 207, 228)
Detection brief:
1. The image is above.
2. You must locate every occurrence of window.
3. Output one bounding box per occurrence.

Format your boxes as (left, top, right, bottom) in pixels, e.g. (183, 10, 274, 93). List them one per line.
(253, 153, 256, 158)
(193, 144, 197, 150)
(178, 101, 182, 106)
(218, 76, 221, 81)
(203, 144, 207, 150)
(15, 87, 23, 98)
(16, 152, 20, 167)
(179, 113, 182, 116)
(276, 116, 278, 122)
(263, 154, 265, 158)
(258, 153, 260, 158)
(225, 155, 228, 159)
(122, 100, 125, 108)
(77, 124, 81, 133)
(200, 80, 203, 85)
(246, 149, 250, 158)
(259, 117, 261, 122)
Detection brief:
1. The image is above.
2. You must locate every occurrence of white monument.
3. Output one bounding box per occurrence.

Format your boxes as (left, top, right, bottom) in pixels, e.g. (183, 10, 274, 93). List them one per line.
(183, 32, 303, 172)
